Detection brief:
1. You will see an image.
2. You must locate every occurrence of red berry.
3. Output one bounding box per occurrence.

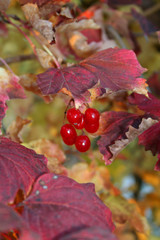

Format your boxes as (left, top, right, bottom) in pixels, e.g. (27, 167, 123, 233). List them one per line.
(84, 122, 99, 133)
(60, 124, 77, 145)
(67, 108, 82, 125)
(75, 135, 91, 152)
(75, 114, 85, 129)
(84, 108, 100, 125)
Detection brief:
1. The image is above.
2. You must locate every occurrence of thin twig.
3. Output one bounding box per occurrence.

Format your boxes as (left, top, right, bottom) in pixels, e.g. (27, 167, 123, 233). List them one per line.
(1, 11, 37, 55)
(107, 25, 127, 49)
(0, 54, 35, 66)
(0, 57, 15, 75)
(143, 3, 160, 17)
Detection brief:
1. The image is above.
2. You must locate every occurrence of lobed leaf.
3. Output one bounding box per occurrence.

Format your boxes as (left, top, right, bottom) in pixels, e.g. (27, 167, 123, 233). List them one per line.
(139, 123, 160, 156)
(21, 173, 115, 239)
(0, 203, 24, 232)
(0, 137, 48, 204)
(129, 92, 160, 170)
(129, 92, 160, 118)
(97, 111, 158, 164)
(37, 48, 147, 101)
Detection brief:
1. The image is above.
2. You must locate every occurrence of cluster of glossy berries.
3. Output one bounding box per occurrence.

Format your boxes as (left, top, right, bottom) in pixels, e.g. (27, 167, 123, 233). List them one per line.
(60, 108, 100, 152)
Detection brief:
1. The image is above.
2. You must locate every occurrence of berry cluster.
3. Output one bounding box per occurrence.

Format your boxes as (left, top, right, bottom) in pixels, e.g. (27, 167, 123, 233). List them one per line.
(60, 108, 100, 152)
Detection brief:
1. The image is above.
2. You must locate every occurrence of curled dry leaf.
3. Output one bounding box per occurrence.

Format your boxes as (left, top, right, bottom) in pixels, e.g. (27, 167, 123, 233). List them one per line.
(0, 67, 25, 133)
(37, 48, 148, 101)
(129, 92, 160, 170)
(56, 19, 101, 58)
(28, 139, 67, 174)
(0, 67, 25, 103)
(68, 162, 120, 195)
(104, 195, 149, 234)
(0, 137, 48, 204)
(36, 48, 55, 68)
(7, 116, 31, 143)
(22, 3, 55, 42)
(19, 74, 52, 103)
(97, 111, 158, 165)
(21, 173, 115, 239)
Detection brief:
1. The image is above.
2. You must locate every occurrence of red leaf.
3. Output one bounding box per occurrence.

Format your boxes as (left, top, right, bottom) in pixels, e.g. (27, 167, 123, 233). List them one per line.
(97, 111, 157, 164)
(0, 203, 40, 240)
(139, 122, 160, 156)
(81, 29, 102, 44)
(128, 92, 160, 118)
(131, 8, 158, 35)
(37, 48, 147, 100)
(129, 93, 160, 170)
(21, 173, 115, 239)
(60, 226, 118, 240)
(0, 203, 24, 232)
(0, 137, 48, 204)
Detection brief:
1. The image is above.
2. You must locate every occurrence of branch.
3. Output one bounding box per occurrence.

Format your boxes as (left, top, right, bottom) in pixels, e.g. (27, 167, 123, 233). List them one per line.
(0, 54, 36, 66)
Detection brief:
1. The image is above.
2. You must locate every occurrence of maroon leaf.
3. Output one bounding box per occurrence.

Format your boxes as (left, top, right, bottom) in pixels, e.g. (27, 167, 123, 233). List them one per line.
(128, 92, 160, 118)
(0, 137, 48, 204)
(60, 226, 118, 240)
(37, 48, 147, 100)
(81, 29, 102, 44)
(37, 66, 97, 98)
(21, 173, 114, 239)
(97, 111, 157, 165)
(139, 122, 160, 156)
(131, 9, 158, 35)
(147, 73, 160, 97)
(129, 92, 160, 170)
(0, 203, 40, 240)
(0, 203, 24, 232)
(139, 122, 160, 171)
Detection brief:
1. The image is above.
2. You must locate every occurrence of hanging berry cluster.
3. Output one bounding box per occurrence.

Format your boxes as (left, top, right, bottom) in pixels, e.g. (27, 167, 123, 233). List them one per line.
(60, 108, 100, 152)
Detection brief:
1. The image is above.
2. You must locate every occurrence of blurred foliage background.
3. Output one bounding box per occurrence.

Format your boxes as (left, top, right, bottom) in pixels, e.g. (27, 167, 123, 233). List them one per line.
(1, 0, 160, 239)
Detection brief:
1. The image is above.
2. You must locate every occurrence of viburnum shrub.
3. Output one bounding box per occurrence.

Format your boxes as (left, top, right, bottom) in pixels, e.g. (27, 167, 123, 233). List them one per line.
(0, 0, 160, 239)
